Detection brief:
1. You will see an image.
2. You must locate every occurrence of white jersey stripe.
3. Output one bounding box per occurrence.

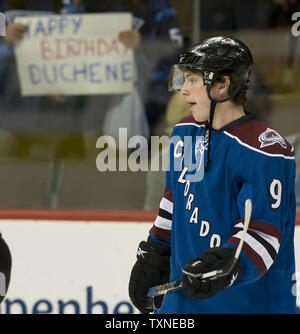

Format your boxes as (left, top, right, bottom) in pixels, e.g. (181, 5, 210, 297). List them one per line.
(154, 215, 172, 230)
(234, 222, 281, 253)
(250, 229, 280, 253)
(160, 197, 173, 214)
(234, 230, 274, 270)
(174, 123, 206, 129)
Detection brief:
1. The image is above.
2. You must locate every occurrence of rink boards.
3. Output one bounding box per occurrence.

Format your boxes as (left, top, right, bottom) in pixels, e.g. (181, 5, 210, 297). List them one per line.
(0, 211, 299, 314)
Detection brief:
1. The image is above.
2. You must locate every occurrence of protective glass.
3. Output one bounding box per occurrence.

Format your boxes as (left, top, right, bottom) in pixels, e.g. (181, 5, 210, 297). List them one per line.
(168, 65, 204, 92)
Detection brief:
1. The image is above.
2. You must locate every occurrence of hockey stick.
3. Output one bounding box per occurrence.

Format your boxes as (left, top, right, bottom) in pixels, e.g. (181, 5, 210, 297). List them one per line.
(147, 198, 252, 300)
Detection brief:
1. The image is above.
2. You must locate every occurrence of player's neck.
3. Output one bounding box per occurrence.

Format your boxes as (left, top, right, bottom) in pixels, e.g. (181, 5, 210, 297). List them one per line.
(210, 102, 245, 130)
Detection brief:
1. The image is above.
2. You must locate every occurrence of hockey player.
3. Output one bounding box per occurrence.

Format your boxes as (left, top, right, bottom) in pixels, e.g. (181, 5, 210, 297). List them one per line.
(128, 36, 297, 314)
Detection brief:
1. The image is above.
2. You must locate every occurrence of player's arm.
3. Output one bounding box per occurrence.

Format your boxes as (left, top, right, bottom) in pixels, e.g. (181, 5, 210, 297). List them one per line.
(223, 156, 295, 286)
(129, 188, 173, 313)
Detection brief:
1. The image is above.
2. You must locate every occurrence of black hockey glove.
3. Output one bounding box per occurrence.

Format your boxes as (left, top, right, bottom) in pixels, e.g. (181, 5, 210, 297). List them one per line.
(182, 247, 242, 300)
(128, 237, 171, 313)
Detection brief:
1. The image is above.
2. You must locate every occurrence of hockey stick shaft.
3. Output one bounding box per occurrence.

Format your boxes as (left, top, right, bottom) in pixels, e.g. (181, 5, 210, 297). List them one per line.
(234, 199, 252, 260)
(147, 199, 252, 298)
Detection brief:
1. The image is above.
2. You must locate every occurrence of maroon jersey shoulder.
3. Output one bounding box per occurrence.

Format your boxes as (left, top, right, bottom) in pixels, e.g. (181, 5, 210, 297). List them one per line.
(177, 115, 206, 126)
(224, 120, 294, 158)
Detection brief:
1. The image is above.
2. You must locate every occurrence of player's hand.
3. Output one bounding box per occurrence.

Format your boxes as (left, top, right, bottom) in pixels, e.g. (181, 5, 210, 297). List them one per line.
(118, 29, 141, 49)
(129, 238, 170, 313)
(5, 23, 27, 45)
(182, 247, 242, 300)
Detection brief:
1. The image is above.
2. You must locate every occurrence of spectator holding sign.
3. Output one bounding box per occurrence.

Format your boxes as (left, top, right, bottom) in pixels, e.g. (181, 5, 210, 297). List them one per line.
(64, 0, 183, 154)
(0, 0, 183, 157)
(0, 0, 85, 158)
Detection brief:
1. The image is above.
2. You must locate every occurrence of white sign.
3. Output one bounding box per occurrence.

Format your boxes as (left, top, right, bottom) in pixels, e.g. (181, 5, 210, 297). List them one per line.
(14, 13, 135, 96)
(0, 12, 6, 36)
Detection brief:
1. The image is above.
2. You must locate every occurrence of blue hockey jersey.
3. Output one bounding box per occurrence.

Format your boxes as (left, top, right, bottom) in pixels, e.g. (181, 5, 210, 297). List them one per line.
(149, 113, 297, 314)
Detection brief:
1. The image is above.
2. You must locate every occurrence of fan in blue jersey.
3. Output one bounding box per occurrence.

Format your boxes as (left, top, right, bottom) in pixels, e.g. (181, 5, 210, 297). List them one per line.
(128, 36, 297, 314)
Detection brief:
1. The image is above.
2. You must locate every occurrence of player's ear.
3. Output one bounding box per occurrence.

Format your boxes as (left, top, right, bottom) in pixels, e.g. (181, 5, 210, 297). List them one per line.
(213, 75, 230, 100)
(217, 75, 230, 91)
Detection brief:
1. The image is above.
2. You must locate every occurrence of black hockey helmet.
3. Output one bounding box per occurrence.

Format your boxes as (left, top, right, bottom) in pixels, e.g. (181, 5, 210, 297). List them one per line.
(169, 36, 253, 172)
(168, 36, 253, 99)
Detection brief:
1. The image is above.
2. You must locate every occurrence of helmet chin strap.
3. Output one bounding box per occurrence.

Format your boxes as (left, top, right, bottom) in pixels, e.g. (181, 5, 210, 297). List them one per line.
(204, 83, 242, 172)
(204, 98, 216, 172)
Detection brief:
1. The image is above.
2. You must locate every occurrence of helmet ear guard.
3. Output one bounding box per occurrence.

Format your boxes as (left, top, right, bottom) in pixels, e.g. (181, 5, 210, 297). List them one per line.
(203, 70, 215, 86)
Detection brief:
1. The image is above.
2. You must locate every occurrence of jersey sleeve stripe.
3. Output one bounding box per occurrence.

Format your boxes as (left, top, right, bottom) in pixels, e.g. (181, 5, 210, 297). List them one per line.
(150, 188, 173, 242)
(233, 227, 278, 261)
(160, 197, 173, 214)
(158, 208, 172, 221)
(163, 188, 173, 202)
(154, 215, 172, 230)
(236, 219, 283, 243)
(227, 218, 283, 276)
(235, 222, 281, 253)
(228, 236, 268, 276)
(151, 225, 171, 240)
(246, 220, 283, 243)
(241, 231, 274, 269)
(228, 231, 275, 275)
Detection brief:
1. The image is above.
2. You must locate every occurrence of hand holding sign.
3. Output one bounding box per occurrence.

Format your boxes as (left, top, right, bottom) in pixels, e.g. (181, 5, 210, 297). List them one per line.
(5, 22, 27, 44)
(118, 29, 141, 49)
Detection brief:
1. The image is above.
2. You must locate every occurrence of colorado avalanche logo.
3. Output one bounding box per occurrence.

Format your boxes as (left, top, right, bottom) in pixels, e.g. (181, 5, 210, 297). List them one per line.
(194, 138, 209, 171)
(258, 128, 287, 149)
(185, 137, 208, 182)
